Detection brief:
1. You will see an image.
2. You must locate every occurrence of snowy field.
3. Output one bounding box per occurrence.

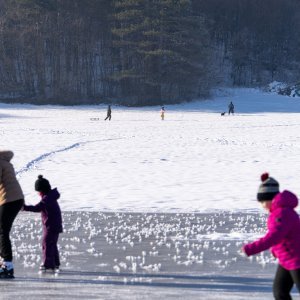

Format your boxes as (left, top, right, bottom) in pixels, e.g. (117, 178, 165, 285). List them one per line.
(1, 88, 300, 213)
(1, 88, 300, 298)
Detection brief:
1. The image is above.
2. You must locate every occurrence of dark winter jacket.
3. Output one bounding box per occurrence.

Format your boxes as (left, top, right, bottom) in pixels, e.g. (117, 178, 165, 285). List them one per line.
(23, 188, 63, 233)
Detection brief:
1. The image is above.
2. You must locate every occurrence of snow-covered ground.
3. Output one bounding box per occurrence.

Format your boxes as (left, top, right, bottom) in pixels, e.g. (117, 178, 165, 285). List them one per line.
(1, 88, 300, 212)
(1, 88, 300, 298)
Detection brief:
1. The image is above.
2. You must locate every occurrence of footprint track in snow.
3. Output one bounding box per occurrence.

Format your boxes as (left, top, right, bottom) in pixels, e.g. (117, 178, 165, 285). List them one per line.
(16, 138, 124, 178)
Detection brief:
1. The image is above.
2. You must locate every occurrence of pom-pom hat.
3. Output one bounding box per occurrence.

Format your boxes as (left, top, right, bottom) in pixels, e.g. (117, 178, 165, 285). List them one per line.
(35, 175, 51, 193)
(257, 172, 279, 201)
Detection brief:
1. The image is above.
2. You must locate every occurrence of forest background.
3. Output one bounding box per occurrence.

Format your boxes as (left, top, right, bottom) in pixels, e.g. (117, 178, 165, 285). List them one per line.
(0, 0, 299, 106)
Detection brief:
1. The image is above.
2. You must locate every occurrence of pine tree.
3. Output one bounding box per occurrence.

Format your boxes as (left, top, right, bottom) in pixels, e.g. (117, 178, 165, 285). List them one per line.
(111, 0, 210, 105)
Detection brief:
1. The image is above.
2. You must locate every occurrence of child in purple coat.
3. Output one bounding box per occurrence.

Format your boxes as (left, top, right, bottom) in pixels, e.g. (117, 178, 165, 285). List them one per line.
(243, 173, 300, 299)
(23, 175, 63, 272)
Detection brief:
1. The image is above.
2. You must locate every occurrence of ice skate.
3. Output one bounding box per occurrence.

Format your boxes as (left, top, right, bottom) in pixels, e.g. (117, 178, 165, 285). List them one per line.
(38, 265, 56, 274)
(0, 265, 14, 279)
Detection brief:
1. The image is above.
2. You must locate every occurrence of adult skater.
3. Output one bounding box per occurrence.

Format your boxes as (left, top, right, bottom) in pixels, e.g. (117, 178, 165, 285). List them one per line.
(23, 175, 63, 273)
(104, 105, 112, 121)
(160, 106, 165, 120)
(228, 101, 234, 115)
(243, 173, 300, 299)
(0, 150, 24, 278)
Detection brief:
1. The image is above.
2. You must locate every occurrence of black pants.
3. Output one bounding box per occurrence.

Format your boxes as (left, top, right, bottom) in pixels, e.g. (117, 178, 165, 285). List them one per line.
(273, 264, 300, 300)
(104, 114, 111, 121)
(0, 199, 23, 261)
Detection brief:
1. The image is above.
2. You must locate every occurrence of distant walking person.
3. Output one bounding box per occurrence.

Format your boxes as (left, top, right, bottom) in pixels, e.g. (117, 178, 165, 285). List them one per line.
(243, 173, 300, 299)
(160, 106, 165, 120)
(0, 150, 24, 279)
(228, 101, 234, 115)
(23, 175, 63, 273)
(104, 105, 112, 121)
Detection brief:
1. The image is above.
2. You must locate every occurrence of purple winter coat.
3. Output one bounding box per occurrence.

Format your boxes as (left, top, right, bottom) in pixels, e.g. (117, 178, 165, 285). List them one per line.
(243, 190, 300, 270)
(23, 188, 63, 233)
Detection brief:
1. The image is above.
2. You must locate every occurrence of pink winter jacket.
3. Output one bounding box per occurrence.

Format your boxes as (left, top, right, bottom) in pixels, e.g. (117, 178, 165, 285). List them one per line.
(243, 190, 300, 270)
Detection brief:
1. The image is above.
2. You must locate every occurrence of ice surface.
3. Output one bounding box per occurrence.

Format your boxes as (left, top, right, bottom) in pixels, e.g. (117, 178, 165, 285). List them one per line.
(2, 212, 290, 299)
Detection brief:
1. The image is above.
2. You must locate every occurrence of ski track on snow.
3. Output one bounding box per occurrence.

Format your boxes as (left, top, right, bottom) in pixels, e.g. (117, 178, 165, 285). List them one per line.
(16, 138, 124, 178)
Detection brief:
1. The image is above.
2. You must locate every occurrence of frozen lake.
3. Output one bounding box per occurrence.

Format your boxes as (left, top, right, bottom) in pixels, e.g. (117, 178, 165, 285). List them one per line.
(1, 88, 300, 298)
(2, 211, 289, 299)
(1, 88, 300, 213)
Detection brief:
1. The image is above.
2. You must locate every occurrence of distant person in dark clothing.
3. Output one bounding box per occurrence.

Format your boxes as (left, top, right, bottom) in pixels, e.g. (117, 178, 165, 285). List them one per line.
(23, 175, 63, 272)
(104, 105, 112, 121)
(228, 101, 234, 115)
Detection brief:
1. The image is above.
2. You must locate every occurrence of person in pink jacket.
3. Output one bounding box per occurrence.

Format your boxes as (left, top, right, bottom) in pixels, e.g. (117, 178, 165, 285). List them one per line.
(243, 173, 300, 299)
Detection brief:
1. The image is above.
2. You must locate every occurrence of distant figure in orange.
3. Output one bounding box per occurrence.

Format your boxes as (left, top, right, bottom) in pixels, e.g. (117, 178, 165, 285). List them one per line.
(160, 106, 165, 120)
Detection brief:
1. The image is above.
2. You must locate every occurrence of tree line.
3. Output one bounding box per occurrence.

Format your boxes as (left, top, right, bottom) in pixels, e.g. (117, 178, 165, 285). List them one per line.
(0, 0, 299, 106)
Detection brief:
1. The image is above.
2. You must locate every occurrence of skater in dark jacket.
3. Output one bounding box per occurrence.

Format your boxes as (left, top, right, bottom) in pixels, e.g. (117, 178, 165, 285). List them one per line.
(104, 105, 112, 121)
(0, 150, 24, 278)
(228, 101, 234, 115)
(23, 175, 62, 272)
(243, 173, 300, 299)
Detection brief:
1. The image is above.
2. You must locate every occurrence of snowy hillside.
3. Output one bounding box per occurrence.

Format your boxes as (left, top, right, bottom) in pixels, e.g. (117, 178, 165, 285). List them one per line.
(1, 88, 300, 212)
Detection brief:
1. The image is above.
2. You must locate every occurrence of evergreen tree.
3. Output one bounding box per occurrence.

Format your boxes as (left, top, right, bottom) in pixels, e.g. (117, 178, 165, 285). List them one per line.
(111, 0, 210, 105)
